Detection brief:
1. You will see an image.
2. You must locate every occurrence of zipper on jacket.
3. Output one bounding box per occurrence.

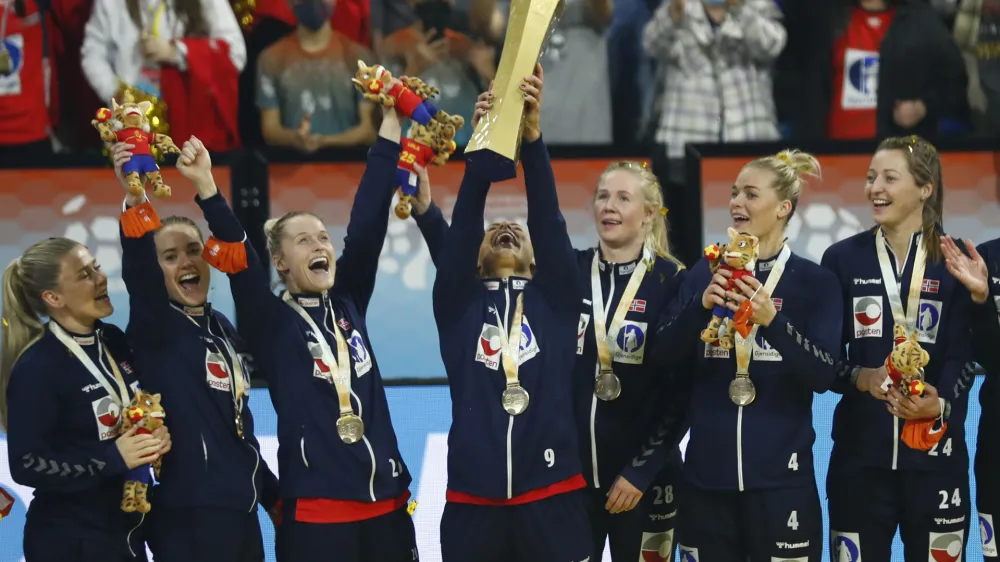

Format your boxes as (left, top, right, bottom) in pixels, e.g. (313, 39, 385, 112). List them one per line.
(892, 416, 899, 470)
(125, 513, 144, 558)
(353, 388, 378, 502)
(590, 264, 616, 489)
(503, 279, 514, 499)
(736, 406, 745, 491)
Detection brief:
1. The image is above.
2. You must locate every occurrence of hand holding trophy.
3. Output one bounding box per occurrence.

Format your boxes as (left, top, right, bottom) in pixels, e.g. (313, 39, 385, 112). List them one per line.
(465, 0, 564, 182)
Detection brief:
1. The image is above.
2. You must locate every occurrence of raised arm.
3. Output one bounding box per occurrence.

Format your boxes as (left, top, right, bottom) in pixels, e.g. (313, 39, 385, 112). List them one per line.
(410, 164, 450, 268)
(520, 65, 581, 312)
(174, 137, 283, 351)
(942, 238, 1000, 375)
(112, 144, 174, 345)
(331, 105, 404, 315)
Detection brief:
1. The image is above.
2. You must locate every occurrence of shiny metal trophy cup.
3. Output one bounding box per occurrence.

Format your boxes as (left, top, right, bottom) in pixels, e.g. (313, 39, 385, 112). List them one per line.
(464, 0, 564, 182)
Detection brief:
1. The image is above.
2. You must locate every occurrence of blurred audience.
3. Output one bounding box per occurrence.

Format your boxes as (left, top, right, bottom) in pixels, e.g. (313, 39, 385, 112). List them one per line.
(0, 0, 53, 160)
(643, 0, 786, 266)
(379, 0, 500, 147)
(257, 0, 377, 152)
(955, 0, 1000, 135)
(538, 0, 614, 144)
(80, 0, 247, 149)
(800, 0, 969, 141)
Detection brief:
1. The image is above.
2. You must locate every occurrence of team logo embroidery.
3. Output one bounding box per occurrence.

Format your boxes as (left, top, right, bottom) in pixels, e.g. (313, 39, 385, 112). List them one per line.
(981, 514, 997, 558)
(475, 317, 540, 370)
(915, 299, 942, 344)
(91, 396, 123, 440)
(347, 330, 372, 377)
(831, 531, 861, 562)
(853, 296, 883, 339)
(576, 313, 591, 355)
(613, 320, 646, 364)
(928, 530, 964, 562)
(678, 545, 699, 562)
(205, 349, 232, 392)
(640, 530, 674, 562)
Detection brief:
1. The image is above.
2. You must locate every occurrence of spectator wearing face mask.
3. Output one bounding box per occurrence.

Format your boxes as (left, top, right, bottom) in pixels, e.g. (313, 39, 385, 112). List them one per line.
(798, 0, 969, 141)
(256, 0, 378, 153)
(379, 0, 500, 147)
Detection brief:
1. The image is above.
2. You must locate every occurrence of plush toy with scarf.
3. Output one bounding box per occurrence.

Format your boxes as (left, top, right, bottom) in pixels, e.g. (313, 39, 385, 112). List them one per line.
(880, 325, 947, 451)
(394, 123, 458, 219)
(351, 61, 465, 140)
(701, 228, 760, 349)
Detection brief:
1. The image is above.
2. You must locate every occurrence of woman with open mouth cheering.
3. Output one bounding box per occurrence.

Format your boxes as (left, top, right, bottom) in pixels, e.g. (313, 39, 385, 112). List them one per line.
(112, 141, 278, 561)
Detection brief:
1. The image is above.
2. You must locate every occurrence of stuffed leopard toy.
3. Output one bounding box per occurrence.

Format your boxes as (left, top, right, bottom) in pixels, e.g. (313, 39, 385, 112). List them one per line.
(121, 389, 165, 514)
(701, 227, 761, 349)
(350, 61, 465, 140)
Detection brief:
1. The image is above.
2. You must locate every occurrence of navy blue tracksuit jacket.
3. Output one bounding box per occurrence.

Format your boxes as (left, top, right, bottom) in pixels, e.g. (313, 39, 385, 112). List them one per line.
(432, 137, 585, 500)
(119, 206, 277, 514)
(822, 229, 976, 474)
(656, 252, 842, 491)
(6, 322, 145, 558)
(572, 249, 689, 493)
(196, 138, 412, 507)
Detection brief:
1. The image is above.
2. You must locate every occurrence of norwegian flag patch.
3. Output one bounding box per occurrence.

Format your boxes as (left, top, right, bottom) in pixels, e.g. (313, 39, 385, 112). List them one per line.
(337, 318, 351, 331)
(772, 298, 783, 310)
(629, 299, 647, 313)
(921, 279, 940, 294)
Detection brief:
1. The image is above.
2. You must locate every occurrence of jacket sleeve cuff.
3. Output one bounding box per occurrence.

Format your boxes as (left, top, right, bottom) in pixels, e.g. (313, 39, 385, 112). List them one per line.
(413, 200, 443, 225)
(371, 136, 401, 157)
(617, 464, 654, 493)
(103, 440, 129, 476)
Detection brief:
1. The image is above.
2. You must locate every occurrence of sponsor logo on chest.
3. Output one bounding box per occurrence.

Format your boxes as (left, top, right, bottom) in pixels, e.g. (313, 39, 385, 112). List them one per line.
(91, 395, 123, 441)
(475, 317, 540, 370)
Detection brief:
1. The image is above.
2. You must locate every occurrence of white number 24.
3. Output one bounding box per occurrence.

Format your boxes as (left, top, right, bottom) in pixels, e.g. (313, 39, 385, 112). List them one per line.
(928, 438, 953, 457)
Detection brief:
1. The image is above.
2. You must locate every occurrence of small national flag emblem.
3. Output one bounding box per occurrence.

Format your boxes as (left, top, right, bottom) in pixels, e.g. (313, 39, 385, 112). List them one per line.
(922, 279, 940, 294)
(772, 298, 783, 310)
(629, 299, 647, 313)
(337, 318, 351, 331)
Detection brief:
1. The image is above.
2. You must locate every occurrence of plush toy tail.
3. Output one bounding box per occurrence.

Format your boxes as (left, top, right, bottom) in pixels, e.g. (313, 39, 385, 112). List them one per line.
(733, 299, 753, 338)
(202, 237, 249, 274)
(901, 418, 947, 451)
(120, 201, 163, 239)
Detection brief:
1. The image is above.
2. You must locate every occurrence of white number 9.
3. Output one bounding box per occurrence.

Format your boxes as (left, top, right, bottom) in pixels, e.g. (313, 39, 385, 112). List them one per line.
(544, 448, 555, 467)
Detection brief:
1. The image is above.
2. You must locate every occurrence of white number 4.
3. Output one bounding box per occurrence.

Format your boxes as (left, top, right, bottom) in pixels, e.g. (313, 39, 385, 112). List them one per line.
(929, 438, 953, 457)
(544, 449, 555, 467)
(787, 510, 799, 531)
(788, 453, 799, 471)
(938, 488, 962, 509)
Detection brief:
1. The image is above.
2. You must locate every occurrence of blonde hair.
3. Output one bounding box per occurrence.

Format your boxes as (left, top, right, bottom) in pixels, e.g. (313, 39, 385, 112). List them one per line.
(263, 211, 321, 283)
(876, 135, 944, 264)
(1, 237, 82, 431)
(743, 149, 822, 225)
(597, 161, 684, 268)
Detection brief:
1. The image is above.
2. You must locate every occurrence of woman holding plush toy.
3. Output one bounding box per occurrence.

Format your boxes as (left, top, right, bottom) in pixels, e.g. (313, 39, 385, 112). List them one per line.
(821, 135, 977, 561)
(0, 237, 172, 561)
(651, 150, 842, 561)
(165, 96, 447, 561)
(111, 144, 279, 560)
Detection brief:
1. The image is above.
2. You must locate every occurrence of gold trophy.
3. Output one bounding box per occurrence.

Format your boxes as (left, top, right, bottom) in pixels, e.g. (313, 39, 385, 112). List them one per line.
(464, 0, 565, 182)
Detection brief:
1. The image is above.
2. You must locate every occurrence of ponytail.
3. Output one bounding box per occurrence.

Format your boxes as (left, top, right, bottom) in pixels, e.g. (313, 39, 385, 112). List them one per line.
(1, 237, 81, 431)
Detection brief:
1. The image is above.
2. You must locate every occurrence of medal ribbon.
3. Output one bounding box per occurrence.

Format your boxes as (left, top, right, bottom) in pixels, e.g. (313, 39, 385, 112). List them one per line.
(174, 305, 248, 435)
(50, 323, 131, 408)
(282, 293, 355, 418)
(492, 292, 525, 389)
(590, 248, 651, 376)
(148, 0, 165, 38)
(875, 228, 926, 335)
(734, 244, 792, 375)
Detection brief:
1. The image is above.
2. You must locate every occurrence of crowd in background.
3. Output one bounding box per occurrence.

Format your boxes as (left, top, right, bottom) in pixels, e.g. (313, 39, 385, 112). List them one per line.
(0, 0, 997, 162)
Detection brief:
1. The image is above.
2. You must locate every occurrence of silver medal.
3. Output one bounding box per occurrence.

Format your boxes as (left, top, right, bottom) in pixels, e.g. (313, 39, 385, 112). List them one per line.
(501, 384, 530, 415)
(336, 414, 365, 444)
(729, 377, 756, 406)
(594, 370, 622, 401)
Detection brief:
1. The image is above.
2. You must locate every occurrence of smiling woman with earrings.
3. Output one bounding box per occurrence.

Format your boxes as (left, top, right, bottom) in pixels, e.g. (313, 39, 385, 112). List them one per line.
(1, 237, 172, 561)
(821, 135, 977, 561)
(649, 149, 842, 561)
(111, 140, 278, 561)
(569, 160, 690, 561)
